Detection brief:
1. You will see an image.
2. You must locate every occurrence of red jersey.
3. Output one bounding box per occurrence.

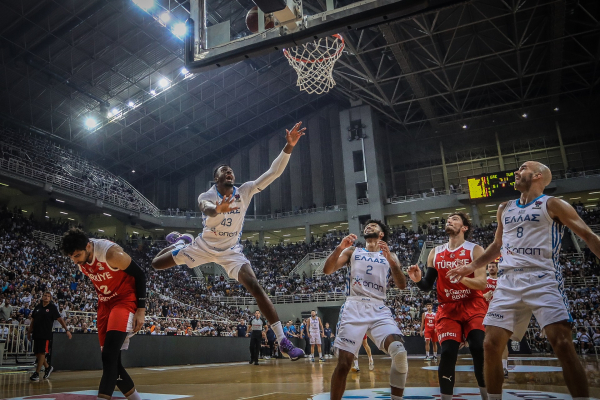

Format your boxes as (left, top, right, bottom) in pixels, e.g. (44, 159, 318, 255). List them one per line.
(484, 277, 497, 294)
(433, 241, 483, 303)
(78, 239, 136, 303)
(424, 312, 436, 330)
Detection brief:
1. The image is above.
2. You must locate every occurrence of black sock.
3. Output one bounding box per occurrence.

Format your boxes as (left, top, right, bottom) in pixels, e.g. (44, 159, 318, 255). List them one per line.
(438, 340, 460, 395)
(98, 331, 128, 397)
(467, 329, 486, 388)
(115, 352, 135, 395)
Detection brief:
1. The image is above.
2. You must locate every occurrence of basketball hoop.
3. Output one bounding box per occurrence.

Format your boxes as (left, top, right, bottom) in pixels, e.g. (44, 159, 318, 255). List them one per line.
(283, 34, 345, 95)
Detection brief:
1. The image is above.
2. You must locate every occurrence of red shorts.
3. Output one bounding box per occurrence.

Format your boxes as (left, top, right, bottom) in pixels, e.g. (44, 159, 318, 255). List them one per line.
(97, 294, 137, 348)
(435, 297, 486, 344)
(424, 329, 437, 342)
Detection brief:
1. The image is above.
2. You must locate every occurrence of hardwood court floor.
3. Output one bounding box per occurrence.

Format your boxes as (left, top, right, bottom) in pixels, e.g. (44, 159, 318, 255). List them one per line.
(2, 355, 600, 400)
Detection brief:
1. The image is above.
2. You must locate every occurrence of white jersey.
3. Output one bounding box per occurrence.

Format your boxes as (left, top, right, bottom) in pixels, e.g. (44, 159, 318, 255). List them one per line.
(309, 316, 321, 334)
(500, 194, 563, 272)
(346, 247, 390, 301)
(197, 183, 258, 250)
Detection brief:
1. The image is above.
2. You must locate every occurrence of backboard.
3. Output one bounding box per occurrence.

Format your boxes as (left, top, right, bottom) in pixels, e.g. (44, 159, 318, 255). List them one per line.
(184, 0, 455, 73)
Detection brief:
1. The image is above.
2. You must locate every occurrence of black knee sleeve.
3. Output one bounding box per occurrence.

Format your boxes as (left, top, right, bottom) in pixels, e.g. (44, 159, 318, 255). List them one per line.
(438, 340, 460, 395)
(115, 352, 135, 395)
(98, 331, 128, 397)
(467, 329, 486, 388)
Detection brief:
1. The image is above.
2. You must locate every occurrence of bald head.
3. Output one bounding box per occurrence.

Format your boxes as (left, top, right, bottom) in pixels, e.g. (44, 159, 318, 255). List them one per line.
(531, 161, 552, 187)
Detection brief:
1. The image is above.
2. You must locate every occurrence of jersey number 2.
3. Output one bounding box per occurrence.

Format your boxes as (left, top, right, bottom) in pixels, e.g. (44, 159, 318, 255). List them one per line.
(366, 265, 373, 275)
(99, 285, 112, 295)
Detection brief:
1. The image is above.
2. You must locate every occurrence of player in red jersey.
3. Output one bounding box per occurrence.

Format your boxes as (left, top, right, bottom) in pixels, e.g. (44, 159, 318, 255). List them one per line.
(483, 261, 509, 377)
(420, 302, 438, 361)
(408, 213, 488, 400)
(60, 228, 146, 400)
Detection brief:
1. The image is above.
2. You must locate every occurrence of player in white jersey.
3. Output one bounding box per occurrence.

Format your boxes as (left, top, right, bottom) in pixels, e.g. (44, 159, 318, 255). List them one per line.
(151, 122, 306, 361)
(307, 310, 325, 363)
(323, 220, 408, 400)
(448, 161, 600, 400)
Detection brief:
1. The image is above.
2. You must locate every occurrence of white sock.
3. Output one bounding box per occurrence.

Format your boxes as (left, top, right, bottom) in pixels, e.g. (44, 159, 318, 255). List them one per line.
(391, 396, 403, 400)
(369, 356, 373, 363)
(479, 387, 488, 400)
(354, 359, 359, 367)
(441, 394, 453, 400)
(426, 351, 430, 357)
(271, 321, 285, 343)
(319, 352, 322, 358)
(127, 390, 142, 400)
(488, 394, 502, 400)
(502, 359, 508, 369)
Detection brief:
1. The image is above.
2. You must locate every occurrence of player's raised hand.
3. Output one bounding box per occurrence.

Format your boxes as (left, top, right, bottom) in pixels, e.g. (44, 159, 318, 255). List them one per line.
(285, 122, 306, 147)
(378, 240, 391, 259)
(446, 264, 474, 282)
(215, 194, 239, 214)
(339, 234, 357, 249)
(407, 264, 422, 282)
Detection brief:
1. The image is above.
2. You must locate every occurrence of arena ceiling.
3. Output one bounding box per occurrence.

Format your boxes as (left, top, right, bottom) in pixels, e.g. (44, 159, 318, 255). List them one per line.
(0, 0, 598, 185)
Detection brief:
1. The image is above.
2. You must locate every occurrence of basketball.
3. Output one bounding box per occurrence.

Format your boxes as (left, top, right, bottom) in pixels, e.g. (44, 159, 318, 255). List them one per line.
(246, 6, 275, 34)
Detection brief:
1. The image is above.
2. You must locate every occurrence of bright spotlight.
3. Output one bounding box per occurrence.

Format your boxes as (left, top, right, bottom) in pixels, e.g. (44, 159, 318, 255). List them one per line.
(172, 23, 187, 37)
(522, 113, 528, 118)
(554, 107, 559, 111)
(107, 112, 113, 118)
(159, 11, 171, 24)
(462, 124, 467, 129)
(132, 170, 136, 173)
(112, 108, 118, 114)
(128, 101, 135, 107)
(159, 78, 169, 88)
(132, 0, 154, 11)
(150, 89, 156, 95)
(181, 67, 188, 75)
(85, 118, 97, 129)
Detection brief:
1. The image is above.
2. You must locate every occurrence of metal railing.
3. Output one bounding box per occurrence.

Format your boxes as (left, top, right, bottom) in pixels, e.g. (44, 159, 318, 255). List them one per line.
(1, 323, 34, 362)
(33, 230, 62, 246)
(158, 205, 346, 221)
(288, 251, 331, 278)
(0, 158, 159, 216)
(553, 169, 600, 180)
(388, 189, 462, 204)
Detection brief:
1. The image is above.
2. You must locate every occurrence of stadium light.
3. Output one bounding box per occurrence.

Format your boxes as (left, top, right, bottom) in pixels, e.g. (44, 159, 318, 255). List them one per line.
(150, 89, 156, 95)
(522, 113, 528, 118)
(172, 23, 187, 37)
(462, 124, 467, 129)
(132, 0, 154, 11)
(103, 213, 112, 217)
(159, 11, 171, 24)
(554, 107, 559, 111)
(181, 67, 189, 75)
(159, 78, 169, 88)
(132, 170, 135, 173)
(85, 117, 97, 129)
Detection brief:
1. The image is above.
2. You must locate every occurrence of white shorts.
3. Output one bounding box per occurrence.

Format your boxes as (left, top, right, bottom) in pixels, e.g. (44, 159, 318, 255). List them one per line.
(334, 296, 402, 356)
(310, 335, 322, 345)
(171, 237, 250, 280)
(484, 268, 572, 341)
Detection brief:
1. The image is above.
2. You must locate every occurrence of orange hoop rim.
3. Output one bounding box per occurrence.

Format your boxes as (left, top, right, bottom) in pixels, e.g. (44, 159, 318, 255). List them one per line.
(283, 34, 345, 64)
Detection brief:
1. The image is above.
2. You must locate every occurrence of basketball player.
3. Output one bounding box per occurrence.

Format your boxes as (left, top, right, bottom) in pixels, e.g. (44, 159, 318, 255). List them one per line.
(323, 220, 408, 400)
(60, 228, 145, 400)
(151, 122, 306, 361)
(352, 335, 375, 372)
(483, 261, 509, 377)
(307, 310, 325, 363)
(407, 212, 488, 400)
(420, 302, 438, 361)
(448, 161, 599, 400)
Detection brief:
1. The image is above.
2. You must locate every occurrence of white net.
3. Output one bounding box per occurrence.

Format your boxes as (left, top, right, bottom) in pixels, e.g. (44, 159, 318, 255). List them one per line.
(283, 34, 345, 95)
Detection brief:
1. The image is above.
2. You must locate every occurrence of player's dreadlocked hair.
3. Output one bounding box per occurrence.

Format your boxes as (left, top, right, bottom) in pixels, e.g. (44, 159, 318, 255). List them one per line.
(365, 219, 390, 243)
(59, 228, 90, 256)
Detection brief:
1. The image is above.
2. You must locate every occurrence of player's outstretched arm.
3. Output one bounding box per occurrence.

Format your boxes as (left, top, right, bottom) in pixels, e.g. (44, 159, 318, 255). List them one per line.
(408, 249, 437, 291)
(249, 122, 306, 195)
(323, 234, 357, 274)
(106, 246, 146, 332)
(457, 245, 487, 290)
(379, 240, 406, 289)
(547, 197, 600, 259)
(198, 195, 239, 220)
(447, 202, 506, 282)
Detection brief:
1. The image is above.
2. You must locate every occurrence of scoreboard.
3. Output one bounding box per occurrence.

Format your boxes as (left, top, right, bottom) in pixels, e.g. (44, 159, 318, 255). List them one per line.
(467, 171, 516, 200)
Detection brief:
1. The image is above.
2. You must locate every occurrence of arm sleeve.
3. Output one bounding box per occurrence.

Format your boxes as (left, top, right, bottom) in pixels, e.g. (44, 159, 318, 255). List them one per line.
(415, 266, 438, 292)
(123, 259, 147, 309)
(247, 150, 291, 196)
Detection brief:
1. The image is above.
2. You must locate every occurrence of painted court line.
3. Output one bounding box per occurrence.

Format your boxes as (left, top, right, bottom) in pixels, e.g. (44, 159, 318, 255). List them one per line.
(146, 362, 248, 371)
